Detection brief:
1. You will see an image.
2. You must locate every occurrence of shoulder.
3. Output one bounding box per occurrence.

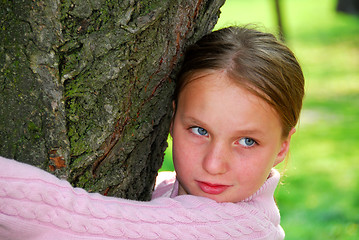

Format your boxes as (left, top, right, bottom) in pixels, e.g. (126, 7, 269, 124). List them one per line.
(0, 156, 67, 184)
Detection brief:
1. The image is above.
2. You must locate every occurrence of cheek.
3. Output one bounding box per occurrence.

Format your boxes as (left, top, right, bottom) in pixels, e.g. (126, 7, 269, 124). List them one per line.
(172, 136, 203, 174)
(172, 136, 191, 167)
(232, 148, 278, 178)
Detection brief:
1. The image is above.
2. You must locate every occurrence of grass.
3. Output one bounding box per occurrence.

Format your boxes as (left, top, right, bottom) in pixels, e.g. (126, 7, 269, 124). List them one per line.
(160, 0, 359, 239)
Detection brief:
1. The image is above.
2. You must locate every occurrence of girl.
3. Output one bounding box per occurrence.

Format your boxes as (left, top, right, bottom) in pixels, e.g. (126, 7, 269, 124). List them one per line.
(0, 26, 304, 239)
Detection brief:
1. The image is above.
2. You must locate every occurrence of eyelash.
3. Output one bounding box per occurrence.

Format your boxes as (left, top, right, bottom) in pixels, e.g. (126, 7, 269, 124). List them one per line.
(190, 126, 208, 136)
(237, 137, 258, 148)
(189, 126, 258, 148)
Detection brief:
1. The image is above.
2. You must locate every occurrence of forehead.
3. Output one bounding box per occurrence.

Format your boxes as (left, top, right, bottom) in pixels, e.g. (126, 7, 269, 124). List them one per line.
(176, 71, 282, 133)
(178, 70, 256, 106)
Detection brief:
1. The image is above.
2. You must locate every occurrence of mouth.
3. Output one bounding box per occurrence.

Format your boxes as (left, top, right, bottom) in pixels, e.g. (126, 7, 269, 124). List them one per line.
(197, 181, 231, 195)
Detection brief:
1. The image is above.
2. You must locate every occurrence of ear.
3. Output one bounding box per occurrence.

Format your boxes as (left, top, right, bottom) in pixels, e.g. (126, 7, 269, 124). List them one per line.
(274, 128, 296, 166)
(169, 101, 176, 137)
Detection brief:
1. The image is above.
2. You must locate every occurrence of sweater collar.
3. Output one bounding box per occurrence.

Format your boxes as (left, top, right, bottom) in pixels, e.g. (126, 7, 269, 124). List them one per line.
(242, 168, 280, 202)
(170, 178, 180, 198)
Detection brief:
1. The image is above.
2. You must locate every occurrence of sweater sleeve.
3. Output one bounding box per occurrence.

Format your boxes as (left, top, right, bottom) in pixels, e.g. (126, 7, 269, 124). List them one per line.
(0, 156, 284, 240)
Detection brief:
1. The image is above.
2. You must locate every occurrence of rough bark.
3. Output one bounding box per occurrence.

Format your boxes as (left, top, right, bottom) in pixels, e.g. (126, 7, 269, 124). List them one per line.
(0, 0, 225, 200)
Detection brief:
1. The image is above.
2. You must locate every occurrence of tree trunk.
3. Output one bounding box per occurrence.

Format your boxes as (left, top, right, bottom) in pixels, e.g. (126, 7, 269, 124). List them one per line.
(336, 0, 359, 15)
(274, 0, 285, 42)
(0, 0, 225, 200)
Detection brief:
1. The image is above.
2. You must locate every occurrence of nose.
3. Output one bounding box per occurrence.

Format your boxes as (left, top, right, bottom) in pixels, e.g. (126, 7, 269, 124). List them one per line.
(202, 141, 229, 175)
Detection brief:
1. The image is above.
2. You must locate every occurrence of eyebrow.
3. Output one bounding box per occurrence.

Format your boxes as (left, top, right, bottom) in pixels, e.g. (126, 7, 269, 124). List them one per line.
(181, 116, 204, 127)
(181, 116, 265, 136)
(233, 129, 265, 137)
(180, 116, 210, 132)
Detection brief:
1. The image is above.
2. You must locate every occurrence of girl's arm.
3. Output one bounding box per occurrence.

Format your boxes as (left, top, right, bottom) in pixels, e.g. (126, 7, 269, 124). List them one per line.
(0, 156, 283, 240)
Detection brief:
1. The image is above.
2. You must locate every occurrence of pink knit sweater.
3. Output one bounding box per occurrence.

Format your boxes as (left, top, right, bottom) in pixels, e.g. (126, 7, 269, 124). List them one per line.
(0, 156, 284, 239)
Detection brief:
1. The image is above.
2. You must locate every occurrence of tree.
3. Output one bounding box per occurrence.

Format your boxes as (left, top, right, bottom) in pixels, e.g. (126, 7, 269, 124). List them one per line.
(0, 0, 225, 200)
(336, 0, 359, 15)
(273, 0, 285, 42)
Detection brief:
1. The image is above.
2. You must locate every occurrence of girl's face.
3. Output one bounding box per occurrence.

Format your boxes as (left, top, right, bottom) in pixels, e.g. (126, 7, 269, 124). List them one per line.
(171, 70, 295, 203)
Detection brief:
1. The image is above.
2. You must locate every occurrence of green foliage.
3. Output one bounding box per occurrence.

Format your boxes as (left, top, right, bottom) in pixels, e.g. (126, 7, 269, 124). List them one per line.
(161, 0, 359, 239)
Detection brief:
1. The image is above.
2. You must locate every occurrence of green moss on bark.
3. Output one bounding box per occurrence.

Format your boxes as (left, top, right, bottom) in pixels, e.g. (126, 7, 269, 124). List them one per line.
(1, 0, 225, 200)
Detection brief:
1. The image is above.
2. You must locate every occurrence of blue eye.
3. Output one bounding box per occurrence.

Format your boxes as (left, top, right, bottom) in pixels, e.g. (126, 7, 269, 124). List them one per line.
(238, 137, 256, 147)
(191, 127, 208, 136)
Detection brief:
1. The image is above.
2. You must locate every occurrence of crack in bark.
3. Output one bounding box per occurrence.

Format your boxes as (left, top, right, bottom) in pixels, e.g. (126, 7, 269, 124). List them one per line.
(92, 115, 130, 177)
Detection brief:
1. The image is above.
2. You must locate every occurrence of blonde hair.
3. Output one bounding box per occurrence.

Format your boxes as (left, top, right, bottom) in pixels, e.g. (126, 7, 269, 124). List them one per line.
(174, 26, 305, 137)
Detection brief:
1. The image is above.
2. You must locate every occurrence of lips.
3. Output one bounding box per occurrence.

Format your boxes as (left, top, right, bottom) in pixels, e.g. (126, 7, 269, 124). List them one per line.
(197, 181, 231, 195)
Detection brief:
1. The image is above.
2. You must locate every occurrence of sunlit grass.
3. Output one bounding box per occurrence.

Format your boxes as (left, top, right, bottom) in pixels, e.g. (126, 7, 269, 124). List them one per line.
(160, 0, 359, 239)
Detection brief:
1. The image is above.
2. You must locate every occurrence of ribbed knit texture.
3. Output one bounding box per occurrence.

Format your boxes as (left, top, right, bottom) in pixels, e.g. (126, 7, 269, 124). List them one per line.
(0, 156, 284, 239)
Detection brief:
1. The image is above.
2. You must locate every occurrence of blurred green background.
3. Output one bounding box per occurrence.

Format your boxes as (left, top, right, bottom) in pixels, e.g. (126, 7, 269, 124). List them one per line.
(160, 0, 359, 239)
